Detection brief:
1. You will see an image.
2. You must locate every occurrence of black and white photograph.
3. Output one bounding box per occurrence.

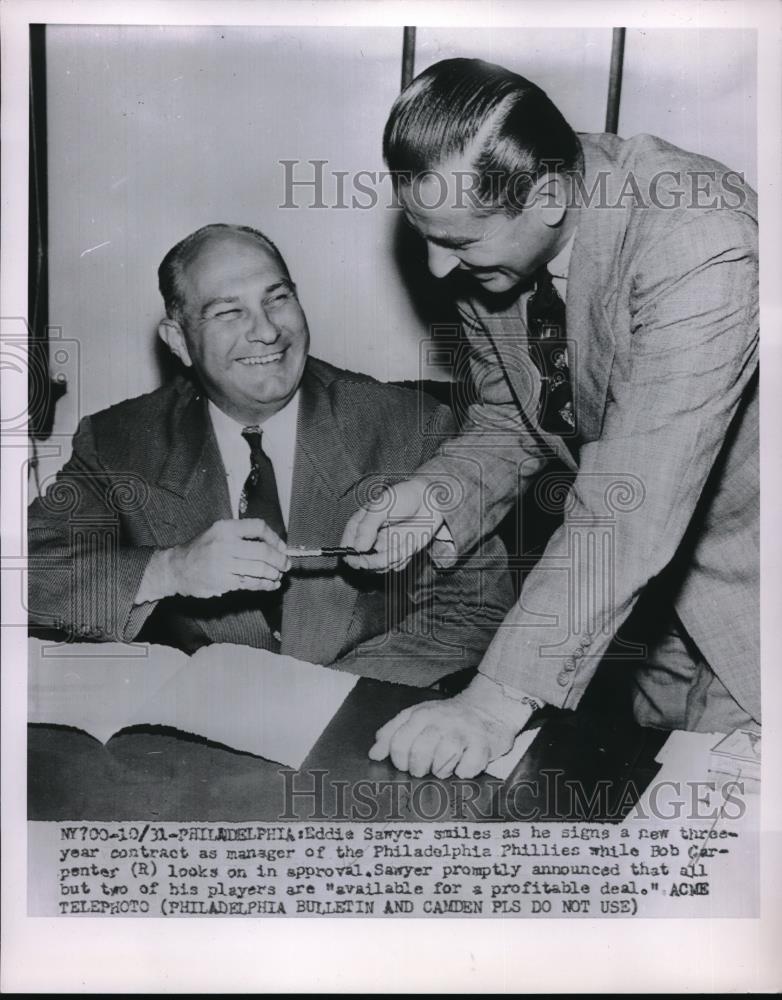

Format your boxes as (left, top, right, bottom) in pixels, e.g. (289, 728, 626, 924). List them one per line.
(2, 0, 781, 992)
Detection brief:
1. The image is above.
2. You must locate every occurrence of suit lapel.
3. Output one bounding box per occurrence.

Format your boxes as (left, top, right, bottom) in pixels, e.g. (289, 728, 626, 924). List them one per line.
(281, 361, 364, 663)
(144, 381, 232, 545)
(462, 296, 579, 472)
(564, 242, 616, 444)
(564, 135, 629, 443)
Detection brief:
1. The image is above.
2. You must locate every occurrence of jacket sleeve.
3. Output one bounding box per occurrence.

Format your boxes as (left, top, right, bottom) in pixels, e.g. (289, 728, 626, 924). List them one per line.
(329, 400, 516, 686)
(27, 415, 159, 642)
(329, 534, 515, 687)
(477, 210, 759, 711)
(415, 302, 553, 565)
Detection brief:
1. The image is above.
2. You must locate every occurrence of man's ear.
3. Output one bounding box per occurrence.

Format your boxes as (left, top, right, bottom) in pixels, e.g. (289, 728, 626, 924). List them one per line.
(529, 175, 568, 228)
(157, 318, 193, 368)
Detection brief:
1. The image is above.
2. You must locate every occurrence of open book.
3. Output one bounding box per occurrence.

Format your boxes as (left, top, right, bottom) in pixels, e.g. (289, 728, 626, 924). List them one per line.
(28, 638, 358, 769)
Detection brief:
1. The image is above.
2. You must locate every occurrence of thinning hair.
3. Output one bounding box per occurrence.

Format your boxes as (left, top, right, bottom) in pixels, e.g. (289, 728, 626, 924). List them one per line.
(158, 223, 290, 324)
(383, 58, 584, 215)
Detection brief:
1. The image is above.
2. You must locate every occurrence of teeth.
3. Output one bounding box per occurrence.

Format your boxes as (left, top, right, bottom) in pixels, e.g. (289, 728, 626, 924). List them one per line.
(237, 352, 284, 366)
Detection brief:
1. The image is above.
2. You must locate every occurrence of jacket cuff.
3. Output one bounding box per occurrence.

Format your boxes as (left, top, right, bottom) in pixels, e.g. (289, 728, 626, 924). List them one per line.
(116, 547, 160, 641)
(478, 628, 596, 710)
(461, 671, 543, 728)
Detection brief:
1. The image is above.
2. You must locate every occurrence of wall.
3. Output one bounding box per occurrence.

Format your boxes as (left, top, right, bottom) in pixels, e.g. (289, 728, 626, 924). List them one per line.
(41, 25, 757, 483)
(619, 28, 756, 186)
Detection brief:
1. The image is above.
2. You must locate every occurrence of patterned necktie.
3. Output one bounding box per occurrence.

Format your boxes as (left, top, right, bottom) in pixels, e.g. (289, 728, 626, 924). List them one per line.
(526, 266, 576, 437)
(239, 427, 287, 540)
(239, 426, 286, 637)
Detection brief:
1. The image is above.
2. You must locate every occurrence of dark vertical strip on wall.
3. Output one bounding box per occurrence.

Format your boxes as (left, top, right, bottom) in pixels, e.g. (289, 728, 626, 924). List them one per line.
(401, 26, 416, 91)
(605, 27, 626, 135)
(29, 24, 64, 440)
(28, 23, 49, 437)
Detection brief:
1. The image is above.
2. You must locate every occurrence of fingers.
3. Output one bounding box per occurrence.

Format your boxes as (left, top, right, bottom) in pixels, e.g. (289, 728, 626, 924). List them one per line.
(454, 740, 492, 780)
(231, 552, 287, 582)
(368, 706, 415, 761)
(346, 525, 395, 572)
(231, 539, 290, 574)
(234, 517, 289, 553)
(367, 700, 498, 779)
(341, 507, 390, 569)
(432, 739, 465, 779)
(384, 525, 432, 572)
(407, 725, 444, 777)
(386, 709, 452, 775)
(344, 523, 432, 573)
(402, 728, 488, 780)
(340, 507, 365, 551)
(175, 520, 292, 599)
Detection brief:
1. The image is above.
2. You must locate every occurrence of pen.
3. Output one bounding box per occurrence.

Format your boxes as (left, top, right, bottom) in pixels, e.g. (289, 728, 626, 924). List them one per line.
(286, 545, 376, 558)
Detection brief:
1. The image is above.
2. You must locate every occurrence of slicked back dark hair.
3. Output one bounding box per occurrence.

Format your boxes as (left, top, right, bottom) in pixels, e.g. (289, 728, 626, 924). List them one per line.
(158, 223, 291, 325)
(383, 58, 584, 215)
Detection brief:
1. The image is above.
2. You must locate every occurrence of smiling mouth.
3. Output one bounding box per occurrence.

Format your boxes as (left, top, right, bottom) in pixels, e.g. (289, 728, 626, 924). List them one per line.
(461, 266, 497, 278)
(236, 349, 286, 366)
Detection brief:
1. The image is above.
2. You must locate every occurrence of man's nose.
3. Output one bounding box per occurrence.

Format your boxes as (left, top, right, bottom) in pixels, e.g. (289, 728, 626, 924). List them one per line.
(426, 242, 460, 279)
(246, 309, 280, 343)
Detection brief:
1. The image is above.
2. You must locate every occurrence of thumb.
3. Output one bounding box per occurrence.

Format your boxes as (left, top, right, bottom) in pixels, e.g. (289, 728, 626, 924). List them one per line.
(344, 506, 387, 554)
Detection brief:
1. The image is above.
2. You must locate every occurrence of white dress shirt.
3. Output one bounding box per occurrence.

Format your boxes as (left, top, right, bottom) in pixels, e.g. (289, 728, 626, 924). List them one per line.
(207, 392, 300, 526)
(544, 228, 576, 299)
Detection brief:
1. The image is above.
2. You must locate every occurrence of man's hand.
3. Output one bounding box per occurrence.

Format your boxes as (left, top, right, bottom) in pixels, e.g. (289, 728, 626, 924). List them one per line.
(368, 674, 535, 779)
(136, 518, 290, 602)
(341, 476, 445, 572)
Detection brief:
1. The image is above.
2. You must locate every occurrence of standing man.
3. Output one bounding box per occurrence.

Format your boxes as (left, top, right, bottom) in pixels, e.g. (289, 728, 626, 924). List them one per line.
(342, 58, 759, 777)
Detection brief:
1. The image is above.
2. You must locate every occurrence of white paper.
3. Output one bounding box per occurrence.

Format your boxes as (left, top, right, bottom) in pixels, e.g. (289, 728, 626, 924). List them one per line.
(485, 726, 542, 780)
(27, 638, 186, 744)
(27, 638, 357, 767)
(629, 729, 726, 821)
(654, 730, 724, 771)
(129, 641, 358, 767)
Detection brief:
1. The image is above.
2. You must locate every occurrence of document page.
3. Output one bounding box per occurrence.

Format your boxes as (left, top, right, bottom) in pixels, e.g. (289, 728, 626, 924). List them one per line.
(28, 638, 358, 766)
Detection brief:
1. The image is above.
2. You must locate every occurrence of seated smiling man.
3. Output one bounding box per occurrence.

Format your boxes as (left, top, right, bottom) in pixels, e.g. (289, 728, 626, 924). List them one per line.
(28, 223, 513, 687)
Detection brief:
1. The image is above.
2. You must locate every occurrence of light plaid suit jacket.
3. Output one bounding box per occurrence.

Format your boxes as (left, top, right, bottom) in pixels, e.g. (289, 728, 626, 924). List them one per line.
(419, 133, 759, 724)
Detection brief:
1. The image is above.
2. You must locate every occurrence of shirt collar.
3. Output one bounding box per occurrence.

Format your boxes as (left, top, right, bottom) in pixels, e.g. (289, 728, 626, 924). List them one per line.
(258, 389, 300, 441)
(546, 229, 577, 281)
(207, 398, 243, 455)
(208, 390, 301, 445)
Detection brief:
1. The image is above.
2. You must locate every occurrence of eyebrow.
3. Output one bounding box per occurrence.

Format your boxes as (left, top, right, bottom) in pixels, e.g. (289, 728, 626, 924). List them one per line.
(200, 296, 239, 317)
(401, 213, 474, 250)
(199, 280, 294, 317)
(264, 279, 295, 296)
(428, 235, 475, 250)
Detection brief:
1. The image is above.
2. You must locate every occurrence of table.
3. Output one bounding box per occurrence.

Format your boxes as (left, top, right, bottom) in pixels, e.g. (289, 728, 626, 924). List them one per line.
(28, 663, 668, 823)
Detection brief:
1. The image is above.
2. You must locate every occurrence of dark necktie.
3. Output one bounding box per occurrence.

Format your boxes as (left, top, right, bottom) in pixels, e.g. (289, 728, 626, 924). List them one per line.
(526, 267, 576, 437)
(239, 426, 286, 637)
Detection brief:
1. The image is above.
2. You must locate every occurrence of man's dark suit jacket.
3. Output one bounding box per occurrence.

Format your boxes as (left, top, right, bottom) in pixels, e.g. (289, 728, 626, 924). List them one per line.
(27, 357, 514, 687)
